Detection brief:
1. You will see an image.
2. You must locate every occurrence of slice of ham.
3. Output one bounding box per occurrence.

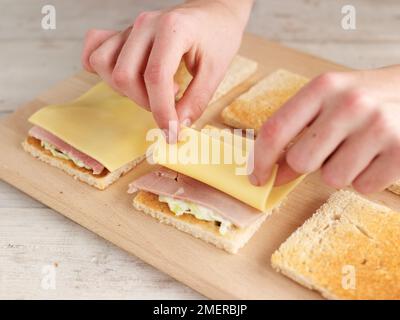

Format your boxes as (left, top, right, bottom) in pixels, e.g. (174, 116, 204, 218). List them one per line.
(128, 168, 265, 228)
(29, 126, 105, 174)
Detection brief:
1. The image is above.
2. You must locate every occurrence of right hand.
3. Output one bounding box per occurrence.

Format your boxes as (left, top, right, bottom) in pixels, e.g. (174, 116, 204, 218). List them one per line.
(250, 67, 400, 194)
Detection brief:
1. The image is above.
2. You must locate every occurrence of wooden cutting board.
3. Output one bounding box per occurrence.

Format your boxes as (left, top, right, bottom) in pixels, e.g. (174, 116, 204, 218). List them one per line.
(1, 33, 400, 300)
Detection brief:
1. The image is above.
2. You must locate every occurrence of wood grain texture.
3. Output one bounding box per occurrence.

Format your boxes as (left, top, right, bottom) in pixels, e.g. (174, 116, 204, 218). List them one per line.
(1, 0, 399, 300)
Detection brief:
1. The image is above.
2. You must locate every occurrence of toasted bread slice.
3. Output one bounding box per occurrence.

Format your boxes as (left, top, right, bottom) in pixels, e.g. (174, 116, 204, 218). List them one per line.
(133, 191, 268, 254)
(221, 69, 309, 133)
(271, 190, 400, 299)
(175, 55, 258, 103)
(388, 182, 400, 195)
(22, 136, 144, 190)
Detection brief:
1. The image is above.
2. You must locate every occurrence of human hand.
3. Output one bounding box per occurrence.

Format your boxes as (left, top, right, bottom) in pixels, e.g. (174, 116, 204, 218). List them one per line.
(81, 0, 253, 142)
(250, 66, 400, 193)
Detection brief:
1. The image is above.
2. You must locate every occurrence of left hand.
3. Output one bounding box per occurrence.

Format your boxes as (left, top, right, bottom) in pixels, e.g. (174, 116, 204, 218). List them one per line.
(81, 0, 253, 142)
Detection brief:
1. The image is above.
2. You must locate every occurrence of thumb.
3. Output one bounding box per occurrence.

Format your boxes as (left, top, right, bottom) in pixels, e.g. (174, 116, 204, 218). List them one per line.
(176, 64, 222, 124)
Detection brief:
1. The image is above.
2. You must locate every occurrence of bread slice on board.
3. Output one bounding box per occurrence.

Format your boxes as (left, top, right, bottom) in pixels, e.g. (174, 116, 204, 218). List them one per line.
(271, 190, 400, 300)
(133, 191, 268, 254)
(175, 55, 258, 104)
(22, 137, 144, 190)
(388, 182, 400, 195)
(221, 69, 309, 133)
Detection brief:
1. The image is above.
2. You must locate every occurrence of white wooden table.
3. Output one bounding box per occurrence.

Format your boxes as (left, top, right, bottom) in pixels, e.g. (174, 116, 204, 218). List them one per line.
(1, 0, 399, 299)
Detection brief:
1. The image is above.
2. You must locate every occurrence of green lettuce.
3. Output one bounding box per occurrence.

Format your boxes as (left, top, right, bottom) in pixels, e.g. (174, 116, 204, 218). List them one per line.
(158, 195, 232, 235)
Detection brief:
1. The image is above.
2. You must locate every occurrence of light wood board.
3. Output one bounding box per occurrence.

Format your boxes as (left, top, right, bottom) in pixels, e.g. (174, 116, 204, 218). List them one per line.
(1, 33, 400, 300)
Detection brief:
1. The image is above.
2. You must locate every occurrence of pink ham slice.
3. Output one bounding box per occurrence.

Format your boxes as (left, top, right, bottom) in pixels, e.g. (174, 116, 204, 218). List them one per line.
(128, 168, 265, 228)
(29, 126, 105, 175)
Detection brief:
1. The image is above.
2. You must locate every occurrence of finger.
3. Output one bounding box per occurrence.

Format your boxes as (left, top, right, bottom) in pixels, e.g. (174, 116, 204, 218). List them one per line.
(352, 151, 400, 193)
(88, 28, 131, 86)
(174, 82, 180, 96)
(112, 15, 157, 109)
(274, 156, 302, 186)
(176, 61, 223, 125)
(286, 89, 373, 175)
(249, 73, 334, 186)
(82, 29, 118, 73)
(320, 119, 386, 189)
(144, 21, 191, 143)
(176, 63, 223, 123)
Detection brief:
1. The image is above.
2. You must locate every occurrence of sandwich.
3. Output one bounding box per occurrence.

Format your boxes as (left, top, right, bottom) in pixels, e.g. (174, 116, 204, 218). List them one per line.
(23, 82, 154, 190)
(23, 55, 258, 189)
(271, 190, 400, 299)
(129, 168, 268, 254)
(23, 125, 145, 190)
(221, 69, 309, 133)
(128, 126, 305, 253)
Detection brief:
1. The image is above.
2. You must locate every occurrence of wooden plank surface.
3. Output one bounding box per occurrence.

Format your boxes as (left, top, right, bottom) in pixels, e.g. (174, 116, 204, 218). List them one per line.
(2, 33, 400, 300)
(1, 0, 400, 300)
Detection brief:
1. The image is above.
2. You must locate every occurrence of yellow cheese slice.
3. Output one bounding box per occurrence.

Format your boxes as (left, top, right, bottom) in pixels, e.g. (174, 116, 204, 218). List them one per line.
(202, 125, 306, 209)
(152, 126, 305, 211)
(29, 82, 156, 172)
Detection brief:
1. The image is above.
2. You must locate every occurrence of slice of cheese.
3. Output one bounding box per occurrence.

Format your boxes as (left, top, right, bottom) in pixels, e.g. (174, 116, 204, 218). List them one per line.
(29, 82, 156, 172)
(202, 125, 306, 210)
(153, 126, 305, 211)
(29, 55, 257, 173)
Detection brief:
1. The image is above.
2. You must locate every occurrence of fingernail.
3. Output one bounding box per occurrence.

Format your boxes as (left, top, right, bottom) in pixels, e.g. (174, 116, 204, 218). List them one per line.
(181, 118, 191, 127)
(249, 174, 259, 186)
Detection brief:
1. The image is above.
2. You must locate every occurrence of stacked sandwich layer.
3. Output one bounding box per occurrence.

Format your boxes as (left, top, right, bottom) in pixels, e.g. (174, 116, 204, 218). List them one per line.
(129, 168, 269, 253)
(127, 125, 305, 253)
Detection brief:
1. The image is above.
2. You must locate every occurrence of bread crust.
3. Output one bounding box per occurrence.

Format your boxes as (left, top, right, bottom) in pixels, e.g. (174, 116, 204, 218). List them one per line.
(175, 55, 258, 103)
(271, 190, 400, 300)
(22, 137, 144, 190)
(133, 191, 268, 254)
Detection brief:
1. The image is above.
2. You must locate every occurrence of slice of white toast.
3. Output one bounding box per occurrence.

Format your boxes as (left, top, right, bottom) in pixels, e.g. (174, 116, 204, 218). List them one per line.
(133, 191, 268, 254)
(221, 69, 309, 133)
(271, 190, 400, 300)
(175, 55, 258, 103)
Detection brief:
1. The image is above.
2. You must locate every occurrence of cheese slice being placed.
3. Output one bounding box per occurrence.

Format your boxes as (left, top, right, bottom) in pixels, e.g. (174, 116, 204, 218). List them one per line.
(29, 82, 156, 172)
(202, 125, 306, 209)
(152, 126, 305, 211)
